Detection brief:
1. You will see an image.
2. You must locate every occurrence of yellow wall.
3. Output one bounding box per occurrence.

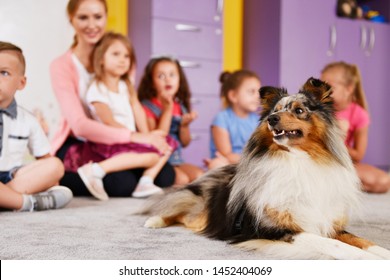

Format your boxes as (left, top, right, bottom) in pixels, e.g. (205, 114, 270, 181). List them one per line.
(106, 0, 128, 35)
(223, 0, 243, 71)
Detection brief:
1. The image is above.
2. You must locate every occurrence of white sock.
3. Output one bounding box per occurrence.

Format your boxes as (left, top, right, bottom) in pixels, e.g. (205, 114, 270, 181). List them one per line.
(138, 176, 154, 186)
(19, 194, 34, 212)
(92, 163, 106, 178)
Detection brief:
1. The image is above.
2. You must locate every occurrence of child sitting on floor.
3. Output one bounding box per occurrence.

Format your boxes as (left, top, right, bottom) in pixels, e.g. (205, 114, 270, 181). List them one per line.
(73, 32, 175, 200)
(0, 41, 72, 211)
(321, 61, 390, 193)
(206, 70, 261, 169)
(138, 56, 204, 185)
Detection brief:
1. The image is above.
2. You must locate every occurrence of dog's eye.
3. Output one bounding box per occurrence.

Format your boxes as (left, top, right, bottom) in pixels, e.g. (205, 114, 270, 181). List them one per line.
(295, 108, 304, 115)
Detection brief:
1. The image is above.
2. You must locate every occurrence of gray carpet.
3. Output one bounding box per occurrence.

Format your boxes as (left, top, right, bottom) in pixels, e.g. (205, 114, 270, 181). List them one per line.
(1, 192, 389, 260)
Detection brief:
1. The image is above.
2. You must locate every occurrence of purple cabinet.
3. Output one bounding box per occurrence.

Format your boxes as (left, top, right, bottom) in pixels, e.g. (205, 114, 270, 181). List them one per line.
(152, 0, 223, 25)
(181, 131, 210, 167)
(190, 96, 222, 130)
(129, 0, 223, 167)
(152, 19, 222, 60)
(279, 0, 337, 92)
(179, 59, 221, 95)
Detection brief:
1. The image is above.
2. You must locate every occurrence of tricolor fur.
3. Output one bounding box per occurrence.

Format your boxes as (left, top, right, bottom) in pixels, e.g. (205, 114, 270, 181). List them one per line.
(141, 77, 390, 259)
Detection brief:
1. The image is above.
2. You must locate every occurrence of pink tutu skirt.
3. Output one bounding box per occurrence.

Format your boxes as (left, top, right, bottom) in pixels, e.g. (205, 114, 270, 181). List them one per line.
(64, 136, 178, 173)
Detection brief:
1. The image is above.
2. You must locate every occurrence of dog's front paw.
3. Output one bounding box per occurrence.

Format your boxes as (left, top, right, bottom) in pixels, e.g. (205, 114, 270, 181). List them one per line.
(144, 216, 167, 228)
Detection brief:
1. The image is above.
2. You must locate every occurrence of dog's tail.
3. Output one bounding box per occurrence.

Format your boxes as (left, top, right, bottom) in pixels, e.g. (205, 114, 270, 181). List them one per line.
(138, 188, 207, 231)
(138, 164, 237, 216)
(139, 164, 238, 231)
(137, 188, 204, 217)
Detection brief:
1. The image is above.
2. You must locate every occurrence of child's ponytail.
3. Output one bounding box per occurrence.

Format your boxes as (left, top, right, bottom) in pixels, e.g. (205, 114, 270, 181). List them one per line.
(219, 71, 232, 108)
(350, 64, 369, 112)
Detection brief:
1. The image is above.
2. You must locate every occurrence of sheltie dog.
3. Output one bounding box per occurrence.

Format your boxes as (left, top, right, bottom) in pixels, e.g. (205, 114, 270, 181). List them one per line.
(141, 77, 390, 259)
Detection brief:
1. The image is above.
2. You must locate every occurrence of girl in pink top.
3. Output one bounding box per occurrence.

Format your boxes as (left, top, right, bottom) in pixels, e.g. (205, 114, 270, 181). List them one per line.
(321, 61, 390, 193)
(50, 0, 175, 197)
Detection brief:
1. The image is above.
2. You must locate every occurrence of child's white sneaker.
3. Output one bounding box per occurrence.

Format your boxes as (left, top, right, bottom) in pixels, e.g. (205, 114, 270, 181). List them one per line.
(31, 186, 73, 211)
(132, 183, 163, 198)
(77, 163, 109, 201)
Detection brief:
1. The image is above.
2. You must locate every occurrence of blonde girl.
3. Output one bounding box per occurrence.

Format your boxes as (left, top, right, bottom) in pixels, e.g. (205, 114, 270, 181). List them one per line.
(138, 57, 204, 185)
(206, 70, 261, 169)
(321, 61, 390, 193)
(75, 32, 177, 200)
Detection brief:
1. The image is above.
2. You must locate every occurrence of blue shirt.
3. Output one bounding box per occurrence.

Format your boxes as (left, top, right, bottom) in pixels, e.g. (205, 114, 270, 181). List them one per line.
(210, 107, 259, 158)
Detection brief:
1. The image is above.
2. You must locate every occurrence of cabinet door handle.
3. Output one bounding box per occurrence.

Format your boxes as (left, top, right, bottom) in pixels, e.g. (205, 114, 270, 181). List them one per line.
(365, 27, 375, 56)
(327, 24, 337, 56)
(179, 60, 201, 68)
(175, 24, 201, 32)
(191, 133, 200, 140)
(190, 98, 201, 105)
(360, 25, 368, 50)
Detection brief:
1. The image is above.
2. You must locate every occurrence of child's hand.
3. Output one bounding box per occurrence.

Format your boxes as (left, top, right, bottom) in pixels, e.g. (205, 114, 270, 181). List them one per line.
(149, 130, 172, 154)
(132, 131, 171, 155)
(160, 92, 174, 110)
(204, 152, 229, 169)
(151, 129, 167, 137)
(181, 111, 198, 127)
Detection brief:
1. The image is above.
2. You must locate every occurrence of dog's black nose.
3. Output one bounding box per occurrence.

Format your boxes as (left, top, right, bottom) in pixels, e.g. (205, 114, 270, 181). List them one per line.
(268, 114, 280, 126)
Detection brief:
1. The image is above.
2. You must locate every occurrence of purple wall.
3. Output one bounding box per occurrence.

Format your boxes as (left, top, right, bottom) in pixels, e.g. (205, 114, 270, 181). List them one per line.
(243, 0, 281, 87)
(128, 0, 152, 87)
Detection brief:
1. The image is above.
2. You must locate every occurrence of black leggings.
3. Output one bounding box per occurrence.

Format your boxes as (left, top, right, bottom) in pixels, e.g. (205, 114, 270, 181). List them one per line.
(56, 138, 175, 197)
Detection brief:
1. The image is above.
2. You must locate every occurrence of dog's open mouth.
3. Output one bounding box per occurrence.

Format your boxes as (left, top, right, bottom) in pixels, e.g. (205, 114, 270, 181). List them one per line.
(272, 129, 303, 139)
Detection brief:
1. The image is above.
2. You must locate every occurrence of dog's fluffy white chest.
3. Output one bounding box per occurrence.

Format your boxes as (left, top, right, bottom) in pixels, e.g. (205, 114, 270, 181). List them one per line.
(234, 150, 361, 236)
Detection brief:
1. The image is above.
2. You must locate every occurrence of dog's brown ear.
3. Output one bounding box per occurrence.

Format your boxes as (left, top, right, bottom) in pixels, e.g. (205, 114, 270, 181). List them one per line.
(301, 77, 333, 103)
(259, 86, 287, 118)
